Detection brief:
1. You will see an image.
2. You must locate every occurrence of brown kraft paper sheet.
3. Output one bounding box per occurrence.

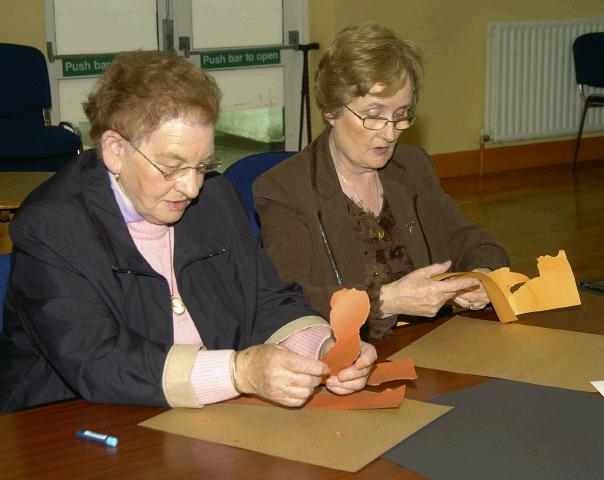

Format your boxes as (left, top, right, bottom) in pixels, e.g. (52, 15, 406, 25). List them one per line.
(390, 315, 604, 393)
(140, 397, 452, 473)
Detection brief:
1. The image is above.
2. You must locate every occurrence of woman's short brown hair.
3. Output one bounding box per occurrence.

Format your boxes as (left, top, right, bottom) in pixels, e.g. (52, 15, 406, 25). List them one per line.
(314, 23, 424, 117)
(84, 50, 221, 144)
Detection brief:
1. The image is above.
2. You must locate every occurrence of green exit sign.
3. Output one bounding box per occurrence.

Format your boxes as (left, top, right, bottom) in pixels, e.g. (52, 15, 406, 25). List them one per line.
(201, 48, 280, 70)
(62, 56, 115, 77)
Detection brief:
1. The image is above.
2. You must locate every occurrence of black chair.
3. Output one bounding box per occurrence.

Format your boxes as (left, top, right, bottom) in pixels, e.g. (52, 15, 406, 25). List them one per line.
(223, 151, 296, 233)
(571, 32, 604, 171)
(0, 43, 82, 172)
(0, 253, 10, 331)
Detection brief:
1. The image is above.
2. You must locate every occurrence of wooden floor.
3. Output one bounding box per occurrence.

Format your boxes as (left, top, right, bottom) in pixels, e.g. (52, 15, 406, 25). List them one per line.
(440, 159, 604, 281)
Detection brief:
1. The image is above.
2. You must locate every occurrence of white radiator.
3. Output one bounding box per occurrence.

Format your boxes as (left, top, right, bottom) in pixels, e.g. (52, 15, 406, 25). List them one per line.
(485, 18, 604, 143)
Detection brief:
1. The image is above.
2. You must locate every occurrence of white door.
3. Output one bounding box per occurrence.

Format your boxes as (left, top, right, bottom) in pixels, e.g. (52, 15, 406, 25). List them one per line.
(45, 0, 309, 166)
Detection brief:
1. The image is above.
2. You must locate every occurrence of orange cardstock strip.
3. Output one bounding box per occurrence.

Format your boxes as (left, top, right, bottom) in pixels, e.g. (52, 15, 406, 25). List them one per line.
(227, 289, 414, 410)
(321, 288, 369, 375)
(304, 386, 406, 410)
(433, 250, 581, 323)
(367, 359, 417, 386)
(227, 360, 416, 410)
(433, 270, 518, 322)
(229, 386, 407, 410)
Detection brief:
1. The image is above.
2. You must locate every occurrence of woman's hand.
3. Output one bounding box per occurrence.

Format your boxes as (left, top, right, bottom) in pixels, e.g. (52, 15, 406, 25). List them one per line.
(380, 260, 482, 317)
(325, 341, 377, 395)
(452, 267, 491, 310)
(235, 344, 330, 407)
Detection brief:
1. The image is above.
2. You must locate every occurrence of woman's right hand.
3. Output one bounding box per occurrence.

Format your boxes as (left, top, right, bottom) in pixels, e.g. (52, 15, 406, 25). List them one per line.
(380, 260, 481, 317)
(235, 344, 330, 407)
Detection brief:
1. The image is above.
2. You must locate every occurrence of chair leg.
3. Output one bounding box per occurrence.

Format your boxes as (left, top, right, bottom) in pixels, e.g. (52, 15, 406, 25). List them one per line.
(571, 100, 590, 172)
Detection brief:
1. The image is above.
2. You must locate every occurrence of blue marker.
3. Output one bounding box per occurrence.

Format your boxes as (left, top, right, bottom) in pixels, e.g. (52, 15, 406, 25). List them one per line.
(76, 429, 119, 447)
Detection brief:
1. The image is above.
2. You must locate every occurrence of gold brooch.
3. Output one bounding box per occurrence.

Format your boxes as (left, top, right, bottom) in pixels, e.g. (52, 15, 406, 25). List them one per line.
(405, 220, 415, 234)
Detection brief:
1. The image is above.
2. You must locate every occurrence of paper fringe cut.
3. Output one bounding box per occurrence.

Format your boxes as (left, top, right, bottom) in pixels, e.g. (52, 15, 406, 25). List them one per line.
(433, 250, 581, 323)
(229, 288, 417, 410)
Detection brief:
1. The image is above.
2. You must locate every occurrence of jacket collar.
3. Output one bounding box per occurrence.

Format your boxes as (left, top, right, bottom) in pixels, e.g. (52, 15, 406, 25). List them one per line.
(79, 150, 226, 275)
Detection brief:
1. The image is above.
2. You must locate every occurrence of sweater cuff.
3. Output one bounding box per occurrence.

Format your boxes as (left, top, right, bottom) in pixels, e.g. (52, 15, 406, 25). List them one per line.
(280, 324, 333, 359)
(190, 349, 240, 405)
(265, 315, 329, 344)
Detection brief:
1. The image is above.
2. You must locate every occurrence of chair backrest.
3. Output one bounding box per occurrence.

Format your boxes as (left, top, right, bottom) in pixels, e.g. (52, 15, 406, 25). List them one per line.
(0, 43, 81, 163)
(572, 32, 604, 88)
(223, 151, 296, 233)
(0, 43, 51, 116)
(0, 253, 10, 331)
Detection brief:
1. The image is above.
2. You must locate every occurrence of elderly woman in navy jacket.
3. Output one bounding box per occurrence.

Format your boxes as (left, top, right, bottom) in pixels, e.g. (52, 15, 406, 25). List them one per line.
(0, 51, 376, 412)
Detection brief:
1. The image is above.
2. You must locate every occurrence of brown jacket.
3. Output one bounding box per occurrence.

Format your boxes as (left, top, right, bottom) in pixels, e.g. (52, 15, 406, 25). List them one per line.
(253, 129, 509, 318)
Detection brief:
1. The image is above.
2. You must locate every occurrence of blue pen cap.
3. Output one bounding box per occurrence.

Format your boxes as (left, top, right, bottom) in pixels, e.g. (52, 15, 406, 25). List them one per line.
(76, 429, 119, 447)
(104, 435, 119, 447)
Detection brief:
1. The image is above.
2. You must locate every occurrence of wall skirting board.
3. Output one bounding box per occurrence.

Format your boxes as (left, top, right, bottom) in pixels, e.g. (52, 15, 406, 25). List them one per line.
(431, 136, 604, 178)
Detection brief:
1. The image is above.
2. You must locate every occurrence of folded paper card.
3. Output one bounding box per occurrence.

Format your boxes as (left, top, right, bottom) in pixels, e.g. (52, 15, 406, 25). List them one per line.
(140, 398, 452, 472)
(390, 315, 604, 392)
(433, 250, 581, 322)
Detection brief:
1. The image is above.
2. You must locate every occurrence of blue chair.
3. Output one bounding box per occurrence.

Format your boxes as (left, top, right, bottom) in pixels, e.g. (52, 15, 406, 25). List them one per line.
(223, 151, 296, 233)
(0, 254, 10, 331)
(0, 43, 82, 172)
(571, 32, 604, 171)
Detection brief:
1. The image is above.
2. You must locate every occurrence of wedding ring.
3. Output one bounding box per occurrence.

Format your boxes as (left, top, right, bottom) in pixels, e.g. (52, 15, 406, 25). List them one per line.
(468, 301, 475, 310)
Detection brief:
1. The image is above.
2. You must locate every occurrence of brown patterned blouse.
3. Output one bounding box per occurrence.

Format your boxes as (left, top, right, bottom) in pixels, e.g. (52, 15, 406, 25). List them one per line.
(345, 195, 414, 339)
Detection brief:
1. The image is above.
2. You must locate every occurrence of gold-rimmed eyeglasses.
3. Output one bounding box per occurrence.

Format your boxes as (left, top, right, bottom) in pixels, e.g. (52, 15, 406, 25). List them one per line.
(116, 130, 222, 181)
(344, 105, 417, 130)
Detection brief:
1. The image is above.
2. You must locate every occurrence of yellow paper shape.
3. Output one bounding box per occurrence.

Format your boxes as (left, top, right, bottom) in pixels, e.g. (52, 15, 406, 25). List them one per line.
(433, 250, 581, 323)
(503, 250, 580, 315)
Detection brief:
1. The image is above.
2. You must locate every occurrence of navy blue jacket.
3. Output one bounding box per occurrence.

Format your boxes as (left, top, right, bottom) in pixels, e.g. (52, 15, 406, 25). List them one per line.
(0, 150, 316, 412)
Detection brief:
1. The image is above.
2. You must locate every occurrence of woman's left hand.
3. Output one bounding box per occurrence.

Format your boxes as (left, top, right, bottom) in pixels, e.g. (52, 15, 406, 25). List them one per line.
(324, 341, 377, 395)
(452, 267, 491, 310)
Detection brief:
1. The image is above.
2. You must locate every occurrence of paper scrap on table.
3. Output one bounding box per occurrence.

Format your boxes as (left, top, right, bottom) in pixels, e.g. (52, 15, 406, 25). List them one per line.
(591, 381, 604, 397)
(230, 288, 417, 410)
(433, 250, 581, 322)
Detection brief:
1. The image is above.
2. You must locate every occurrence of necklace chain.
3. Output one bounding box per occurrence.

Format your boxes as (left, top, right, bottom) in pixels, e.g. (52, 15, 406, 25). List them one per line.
(336, 171, 368, 205)
(330, 134, 383, 214)
(168, 227, 187, 315)
(335, 167, 383, 214)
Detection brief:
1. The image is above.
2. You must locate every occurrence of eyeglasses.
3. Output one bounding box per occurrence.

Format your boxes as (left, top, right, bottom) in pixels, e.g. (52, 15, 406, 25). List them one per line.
(116, 131, 222, 181)
(344, 105, 417, 130)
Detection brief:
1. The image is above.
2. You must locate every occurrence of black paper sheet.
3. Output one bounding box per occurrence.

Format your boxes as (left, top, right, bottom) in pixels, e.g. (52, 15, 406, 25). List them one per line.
(383, 379, 603, 479)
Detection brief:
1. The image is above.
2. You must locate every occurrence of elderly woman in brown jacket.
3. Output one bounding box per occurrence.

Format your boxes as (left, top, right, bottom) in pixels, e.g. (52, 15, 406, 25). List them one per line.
(253, 23, 509, 340)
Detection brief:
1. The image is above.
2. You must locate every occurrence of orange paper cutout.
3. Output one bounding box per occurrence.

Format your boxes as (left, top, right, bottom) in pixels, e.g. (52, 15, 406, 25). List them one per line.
(367, 359, 417, 386)
(321, 288, 369, 375)
(433, 250, 581, 323)
(229, 386, 407, 410)
(228, 288, 417, 410)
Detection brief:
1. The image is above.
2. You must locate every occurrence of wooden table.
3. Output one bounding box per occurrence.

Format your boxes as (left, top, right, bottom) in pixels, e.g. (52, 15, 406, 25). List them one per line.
(0, 311, 495, 480)
(3, 295, 601, 480)
(0, 171, 54, 253)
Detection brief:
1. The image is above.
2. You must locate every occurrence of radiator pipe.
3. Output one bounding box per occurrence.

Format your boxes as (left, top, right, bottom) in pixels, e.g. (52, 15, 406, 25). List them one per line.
(479, 132, 490, 177)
